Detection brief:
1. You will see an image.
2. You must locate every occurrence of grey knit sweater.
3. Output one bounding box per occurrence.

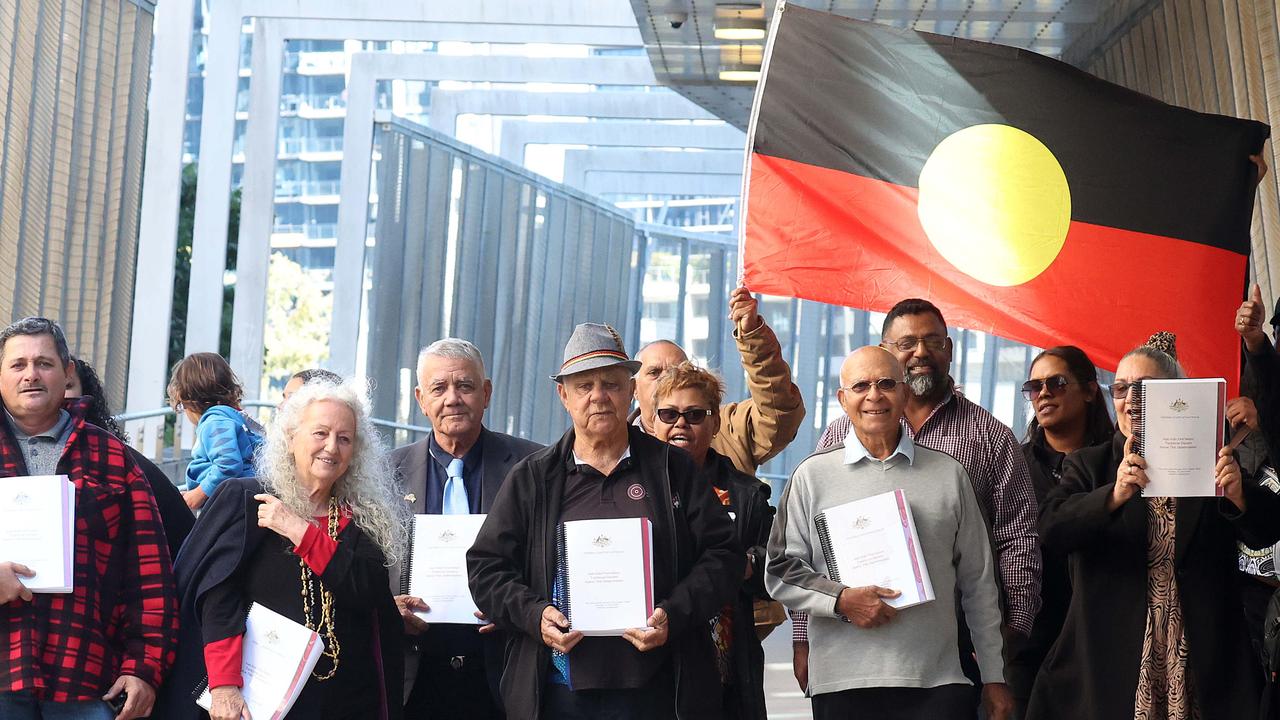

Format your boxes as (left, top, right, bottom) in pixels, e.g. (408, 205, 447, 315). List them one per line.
(765, 437, 1005, 696)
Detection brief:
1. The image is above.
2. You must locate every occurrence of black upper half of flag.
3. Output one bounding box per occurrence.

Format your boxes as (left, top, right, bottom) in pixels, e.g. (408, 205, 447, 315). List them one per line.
(751, 4, 1270, 252)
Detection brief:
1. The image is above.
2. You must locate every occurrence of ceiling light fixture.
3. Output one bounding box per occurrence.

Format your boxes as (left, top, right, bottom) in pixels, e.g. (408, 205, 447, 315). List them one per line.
(714, 10, 766, 41)
(718, 41, 761, 82)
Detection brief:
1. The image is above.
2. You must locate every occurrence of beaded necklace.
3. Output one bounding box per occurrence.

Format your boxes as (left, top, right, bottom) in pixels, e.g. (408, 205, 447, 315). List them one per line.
(300, 497, 342, 680)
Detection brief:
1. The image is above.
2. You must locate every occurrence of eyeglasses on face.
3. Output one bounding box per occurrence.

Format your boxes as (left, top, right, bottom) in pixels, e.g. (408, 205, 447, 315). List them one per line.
(1108, 379, 1149, 399)
(880, 335, 947, 353)
(655, 407, 713, 425)
(1021, 375, 1075, 401)
(842, 377, 901, 395)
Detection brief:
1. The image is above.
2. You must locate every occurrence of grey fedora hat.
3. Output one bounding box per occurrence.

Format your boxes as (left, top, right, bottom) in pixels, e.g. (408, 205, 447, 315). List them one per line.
(551, 322, 642, 382)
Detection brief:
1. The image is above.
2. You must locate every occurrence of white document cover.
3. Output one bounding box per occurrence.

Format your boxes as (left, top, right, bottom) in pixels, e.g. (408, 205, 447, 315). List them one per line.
(815, 489, 935, 609)
(197, 603, 324, 720)
(0, 475, 74, 593)
(1137, 378, 1226, 498)
(407, 514, 487, 624)
(562, 517, 654, 636)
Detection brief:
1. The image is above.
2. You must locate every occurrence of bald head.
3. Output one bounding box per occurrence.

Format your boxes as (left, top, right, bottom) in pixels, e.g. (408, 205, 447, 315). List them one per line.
(634, 340, 689, 429)
(840, 346, 904, 387)
(838, 346, 907, 455)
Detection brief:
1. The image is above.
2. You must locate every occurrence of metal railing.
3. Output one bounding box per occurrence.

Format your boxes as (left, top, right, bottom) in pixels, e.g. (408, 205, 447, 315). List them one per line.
(118, 400, 433, 465)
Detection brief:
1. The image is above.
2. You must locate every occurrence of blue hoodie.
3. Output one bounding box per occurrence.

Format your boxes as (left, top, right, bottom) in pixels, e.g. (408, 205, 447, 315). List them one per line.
(184, 405, 264, 496)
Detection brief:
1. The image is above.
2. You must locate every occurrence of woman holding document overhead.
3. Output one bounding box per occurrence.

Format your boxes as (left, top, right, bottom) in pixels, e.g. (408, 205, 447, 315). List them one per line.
(467, 322, 741, 720)
(1029, 333, 1280, 720)
(159, 379, 408, 720)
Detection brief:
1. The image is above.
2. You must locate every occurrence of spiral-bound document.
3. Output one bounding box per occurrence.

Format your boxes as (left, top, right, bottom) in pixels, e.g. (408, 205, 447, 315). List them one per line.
(561, 517, 654, 636)
(0, 475, 74, 593)
(196, 603, 324, 720)
(814, 489, 934, 609)
(404, 514, 487, 624)
(1132, 378, 1226, 498)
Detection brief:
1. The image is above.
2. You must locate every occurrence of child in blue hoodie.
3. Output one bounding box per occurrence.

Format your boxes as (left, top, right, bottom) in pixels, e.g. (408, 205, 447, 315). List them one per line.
(167, 352, 264, 511)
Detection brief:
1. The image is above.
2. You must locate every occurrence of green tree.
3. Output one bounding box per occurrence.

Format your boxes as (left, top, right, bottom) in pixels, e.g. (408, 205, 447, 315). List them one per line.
(262, 252, 331, 389)
(168, 163, 240, 380)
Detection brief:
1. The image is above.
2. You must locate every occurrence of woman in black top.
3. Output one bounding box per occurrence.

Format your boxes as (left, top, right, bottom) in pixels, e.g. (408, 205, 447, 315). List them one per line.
(66, 356, 195, 556)
(163, 379, 408, 720)
(1005, 346, 1113, 714)
(650, 361, 774, 720)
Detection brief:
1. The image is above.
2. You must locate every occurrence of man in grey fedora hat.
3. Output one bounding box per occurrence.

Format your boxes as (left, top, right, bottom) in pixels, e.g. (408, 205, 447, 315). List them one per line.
(468, 322, 742, 719)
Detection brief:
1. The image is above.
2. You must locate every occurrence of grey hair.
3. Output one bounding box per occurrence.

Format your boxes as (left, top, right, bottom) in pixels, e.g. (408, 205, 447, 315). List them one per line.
(0, 317, 71, 366)
(416, 338, 486, 382)
(258, 378, 409, 566)
(1120, 345, 1185, 379)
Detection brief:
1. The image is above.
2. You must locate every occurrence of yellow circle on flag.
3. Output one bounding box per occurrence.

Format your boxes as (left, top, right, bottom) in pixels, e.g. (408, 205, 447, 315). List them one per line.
(917, 124, 1071, 287)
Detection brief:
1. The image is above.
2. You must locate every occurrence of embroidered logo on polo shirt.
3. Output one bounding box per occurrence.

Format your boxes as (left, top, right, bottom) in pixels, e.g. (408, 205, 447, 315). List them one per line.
(627, 483, 646, 500)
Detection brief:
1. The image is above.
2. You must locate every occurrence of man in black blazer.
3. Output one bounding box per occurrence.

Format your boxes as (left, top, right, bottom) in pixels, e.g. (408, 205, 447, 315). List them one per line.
(392, 339, 542, 719)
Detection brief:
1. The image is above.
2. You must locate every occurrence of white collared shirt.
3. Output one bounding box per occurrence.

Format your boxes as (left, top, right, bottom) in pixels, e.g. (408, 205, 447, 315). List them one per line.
(842, 426, 915, 466)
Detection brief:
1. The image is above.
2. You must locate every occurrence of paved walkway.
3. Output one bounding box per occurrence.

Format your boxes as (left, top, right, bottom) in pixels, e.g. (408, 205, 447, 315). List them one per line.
(763, 619, 812, 719)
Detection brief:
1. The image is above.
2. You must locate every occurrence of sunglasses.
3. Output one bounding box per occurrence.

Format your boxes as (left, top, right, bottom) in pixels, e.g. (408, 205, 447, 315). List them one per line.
(1021, 375, 1075, 401)
(1108, 379, 1147, 399)
(842, 377, 901, 394)
(655, 407, 714, 425)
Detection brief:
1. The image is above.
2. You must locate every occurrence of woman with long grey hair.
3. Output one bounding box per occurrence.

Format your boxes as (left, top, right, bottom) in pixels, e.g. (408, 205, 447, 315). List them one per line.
(159, 379, 409, 720)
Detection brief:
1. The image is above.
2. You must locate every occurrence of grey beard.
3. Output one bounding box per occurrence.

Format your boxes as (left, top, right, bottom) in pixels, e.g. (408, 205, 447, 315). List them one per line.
(907, 371, 937, 397)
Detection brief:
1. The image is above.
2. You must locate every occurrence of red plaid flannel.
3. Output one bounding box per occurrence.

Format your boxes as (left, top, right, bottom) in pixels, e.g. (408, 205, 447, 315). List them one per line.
(0, 399, 178, 700)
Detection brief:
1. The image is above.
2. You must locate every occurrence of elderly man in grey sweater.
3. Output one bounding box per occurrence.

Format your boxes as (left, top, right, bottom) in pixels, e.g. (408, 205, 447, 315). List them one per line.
(765, 346, 1012, 719)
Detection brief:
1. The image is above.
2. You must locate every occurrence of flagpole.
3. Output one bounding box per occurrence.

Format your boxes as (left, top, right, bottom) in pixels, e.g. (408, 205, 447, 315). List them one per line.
(736, 0, 788, 286)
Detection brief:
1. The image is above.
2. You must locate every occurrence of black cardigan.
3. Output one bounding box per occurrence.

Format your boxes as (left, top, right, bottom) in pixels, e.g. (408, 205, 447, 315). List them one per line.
(155, 477, 403, 720)
(1027, 434, 1280, 719)
(466, 427, 742, 720)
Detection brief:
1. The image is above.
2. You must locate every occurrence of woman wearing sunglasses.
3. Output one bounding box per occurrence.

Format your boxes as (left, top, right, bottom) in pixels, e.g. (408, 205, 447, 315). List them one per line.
(1006, 346, 1113, 715)
(1027, 334, 1280, 720)
(650, 361, 773, 720)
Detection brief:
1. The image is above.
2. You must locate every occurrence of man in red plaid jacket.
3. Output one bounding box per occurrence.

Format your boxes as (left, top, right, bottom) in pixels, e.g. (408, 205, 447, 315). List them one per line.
(0, 318, 178, 720)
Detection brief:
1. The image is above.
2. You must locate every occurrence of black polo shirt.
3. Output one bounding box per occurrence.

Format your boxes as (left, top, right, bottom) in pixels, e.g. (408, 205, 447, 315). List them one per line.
(556, 446, 668, 691)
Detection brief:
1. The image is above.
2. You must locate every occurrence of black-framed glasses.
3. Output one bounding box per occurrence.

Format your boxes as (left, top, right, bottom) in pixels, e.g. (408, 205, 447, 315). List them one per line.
(842, 378, 901, 394)
(880, 335, 947, 353)
(1108, 379, 1148, 399)
(1021, 375, 1074, 401)
(655, 407, 714, 425)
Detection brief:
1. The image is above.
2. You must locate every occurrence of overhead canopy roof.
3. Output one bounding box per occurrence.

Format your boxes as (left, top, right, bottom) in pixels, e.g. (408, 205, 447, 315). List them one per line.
(627, 0, 1140, 129)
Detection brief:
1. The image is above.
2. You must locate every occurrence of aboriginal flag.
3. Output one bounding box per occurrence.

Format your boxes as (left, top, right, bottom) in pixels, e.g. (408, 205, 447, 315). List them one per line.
(742, 3, 1270, 380)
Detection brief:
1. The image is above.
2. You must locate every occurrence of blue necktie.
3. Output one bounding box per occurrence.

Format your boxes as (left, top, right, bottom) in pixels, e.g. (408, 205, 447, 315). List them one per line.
(443, 458, 470, 515)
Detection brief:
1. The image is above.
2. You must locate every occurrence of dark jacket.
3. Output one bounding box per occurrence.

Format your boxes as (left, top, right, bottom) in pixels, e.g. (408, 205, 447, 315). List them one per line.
(1005, 432, 1076, 710)
(1247, 337, 1280, 465)
(390, 427, 542, 705)
(1027, 433, 1280, 720)
(126, 446, 195, 558)
(466, 426, 742, 719)
(156, 478, 403, 720)
(703, 448, 772, 720)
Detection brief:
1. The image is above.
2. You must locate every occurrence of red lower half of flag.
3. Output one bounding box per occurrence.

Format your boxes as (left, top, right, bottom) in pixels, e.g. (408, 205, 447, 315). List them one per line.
(744, 153, 1246, 381)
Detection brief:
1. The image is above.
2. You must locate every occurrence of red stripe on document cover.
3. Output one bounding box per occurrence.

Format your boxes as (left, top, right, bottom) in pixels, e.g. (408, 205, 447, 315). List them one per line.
(273, 633, 321, 720)
(640, 518, 654, 617)
(894, 490, 929, 603)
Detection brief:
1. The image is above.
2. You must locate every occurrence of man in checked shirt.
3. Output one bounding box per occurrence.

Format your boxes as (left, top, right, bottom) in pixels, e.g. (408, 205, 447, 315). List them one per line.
(791, 299, 1042, 709)
(0, 318, 178, 720)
